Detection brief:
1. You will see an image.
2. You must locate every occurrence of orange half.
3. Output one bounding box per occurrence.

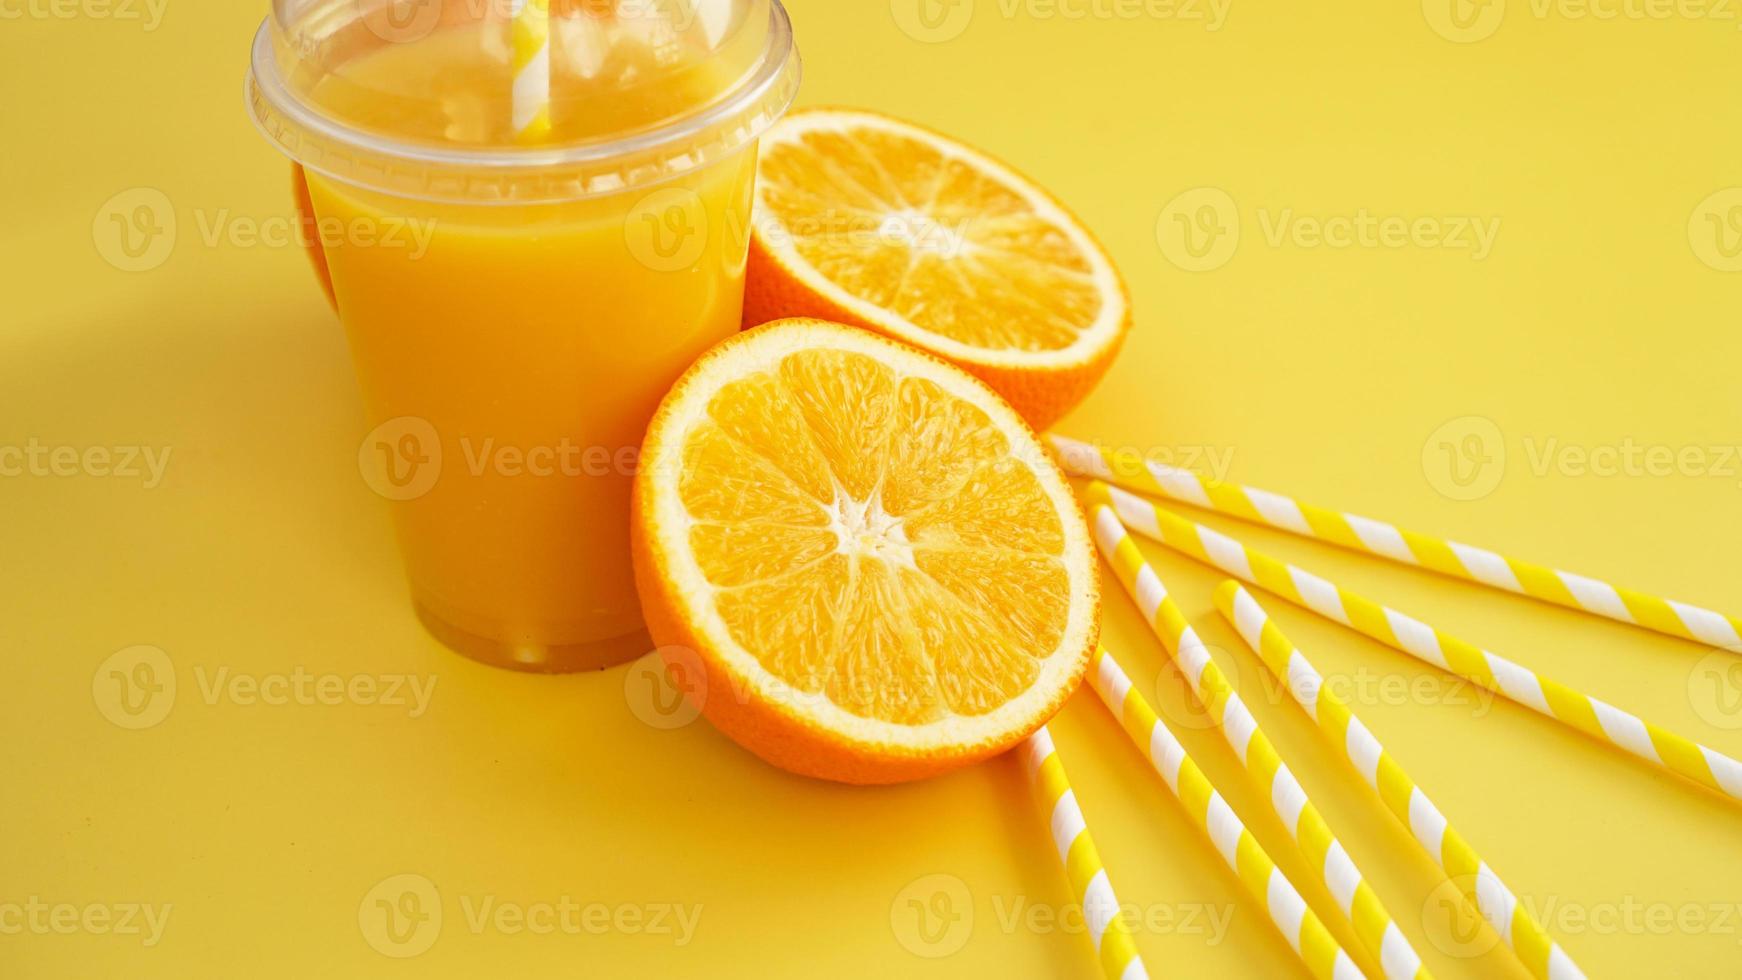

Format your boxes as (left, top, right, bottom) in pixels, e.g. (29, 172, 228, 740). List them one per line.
(631, 319, 1098, 783)
(744, 108, 1132, 429)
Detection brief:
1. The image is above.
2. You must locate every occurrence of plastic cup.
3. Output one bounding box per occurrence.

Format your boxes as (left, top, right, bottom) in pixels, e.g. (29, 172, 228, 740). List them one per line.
(247, 0, 800, 671)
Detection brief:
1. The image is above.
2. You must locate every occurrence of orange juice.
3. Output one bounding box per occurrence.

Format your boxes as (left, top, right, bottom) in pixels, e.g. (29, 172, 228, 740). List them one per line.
(248, 1, 800, 670)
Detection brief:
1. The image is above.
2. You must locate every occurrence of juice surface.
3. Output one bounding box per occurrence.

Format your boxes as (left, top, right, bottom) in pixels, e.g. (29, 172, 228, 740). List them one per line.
(302, 18, 759, 668)
(302, 4, 768, 146)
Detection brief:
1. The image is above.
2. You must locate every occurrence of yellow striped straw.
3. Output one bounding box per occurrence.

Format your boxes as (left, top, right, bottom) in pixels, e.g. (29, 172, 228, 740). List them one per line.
(1087, 510, 1430, 980)
(509, 0, 552, 141)
(1051, 434, 1742, 654)
(1087, 479, 1742, 805)
(1087, 648, 1365, 980)
(1215, 582, 1585, 980)
(1022, 725, 1151, 980)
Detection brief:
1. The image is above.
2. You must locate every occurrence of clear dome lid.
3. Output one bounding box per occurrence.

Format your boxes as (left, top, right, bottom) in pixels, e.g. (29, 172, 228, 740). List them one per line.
(247, 0, 799, 203)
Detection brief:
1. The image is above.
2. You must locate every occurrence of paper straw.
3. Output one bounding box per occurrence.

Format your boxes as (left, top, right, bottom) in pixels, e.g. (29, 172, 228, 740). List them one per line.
(1087, 515, 1429, 980)
(1023, 725, 1151, 980)
(1087, 479, 1742, 805)
(1087, 649, 1365, 980)
(1215, 582, 1585, 980)
(509, 0, 553, 141)
(1051, 434, 1742, 654)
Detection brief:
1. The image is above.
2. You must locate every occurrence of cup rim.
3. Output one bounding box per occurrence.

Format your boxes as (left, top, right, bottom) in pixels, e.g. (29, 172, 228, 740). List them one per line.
(247, 1, 800, 203)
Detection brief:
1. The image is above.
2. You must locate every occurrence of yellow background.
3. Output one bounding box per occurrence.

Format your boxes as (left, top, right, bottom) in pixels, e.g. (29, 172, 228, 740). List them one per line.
(4, 0, 1741, 976)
